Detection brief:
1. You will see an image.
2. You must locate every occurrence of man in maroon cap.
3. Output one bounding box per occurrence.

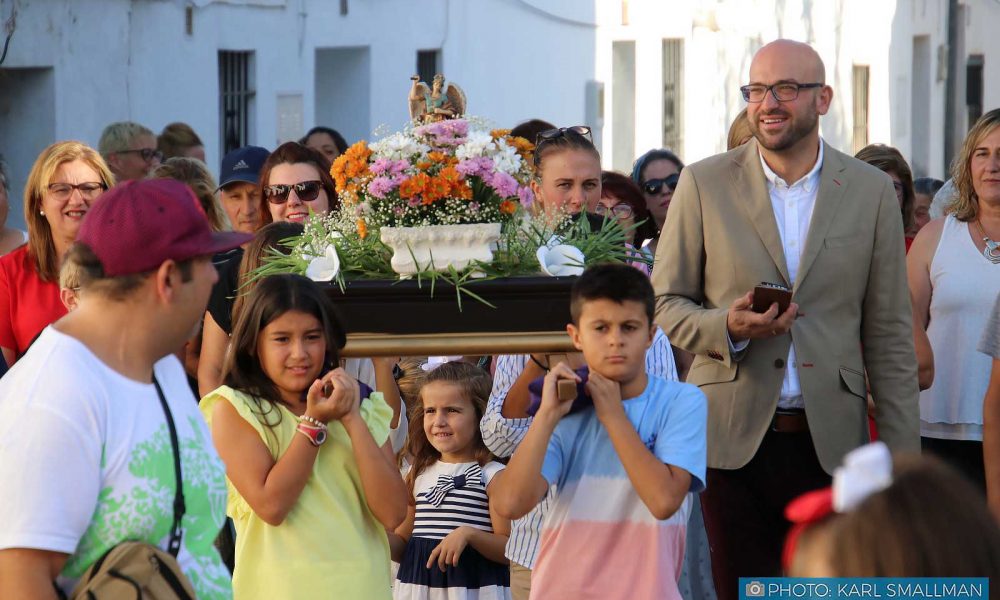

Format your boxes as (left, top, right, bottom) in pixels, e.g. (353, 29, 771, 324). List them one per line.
(0, 179, 252, 599)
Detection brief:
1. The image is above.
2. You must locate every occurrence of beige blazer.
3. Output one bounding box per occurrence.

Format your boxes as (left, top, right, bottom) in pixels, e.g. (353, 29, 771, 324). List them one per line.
(652, 139, 920, 473)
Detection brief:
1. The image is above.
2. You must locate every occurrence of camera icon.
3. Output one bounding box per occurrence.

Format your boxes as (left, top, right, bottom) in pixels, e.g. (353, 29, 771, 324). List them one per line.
(745, 581, 766, 597)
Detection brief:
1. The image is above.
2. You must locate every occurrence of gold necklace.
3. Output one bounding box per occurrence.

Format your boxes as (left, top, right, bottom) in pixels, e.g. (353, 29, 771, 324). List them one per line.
(975, 220, 1000, 264)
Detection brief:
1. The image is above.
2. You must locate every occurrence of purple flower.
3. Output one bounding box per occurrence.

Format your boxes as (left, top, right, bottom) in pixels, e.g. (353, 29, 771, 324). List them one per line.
(489, 171, 519, 198)
(456, 157, 493, 178)
(407, 196, 421, 207)
(370, 158, 392, 175)
(367, 176, 396, 199)
(517, 185, 535, 207)
(389, 159, 410, 175)
(468, 202, 480, 213)
(415, 119, 469, 148)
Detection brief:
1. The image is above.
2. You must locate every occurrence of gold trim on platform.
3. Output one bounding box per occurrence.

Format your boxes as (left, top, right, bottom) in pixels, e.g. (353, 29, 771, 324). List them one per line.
(341, 331, 574, 357)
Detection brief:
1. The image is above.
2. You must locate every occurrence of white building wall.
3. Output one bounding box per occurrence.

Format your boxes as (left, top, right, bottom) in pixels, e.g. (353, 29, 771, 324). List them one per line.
(593, 0, 999, 180)
(0, 0, 595, 229)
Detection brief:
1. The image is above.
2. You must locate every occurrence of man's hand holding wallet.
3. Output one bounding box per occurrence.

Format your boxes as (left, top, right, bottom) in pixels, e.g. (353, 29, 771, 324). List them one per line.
(726, 282, 799, 343)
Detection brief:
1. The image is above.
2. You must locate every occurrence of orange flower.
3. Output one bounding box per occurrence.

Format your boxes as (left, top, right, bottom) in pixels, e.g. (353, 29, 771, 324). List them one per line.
(331, 155, 349, 192)
(427, 151, 448, 163)
(399, 172, 430, 198)
(500, 199, 518, 215)
(357, 219, 368, 239)
(425, 175, 451, 203)
(507, 135, 534, 154)
(438, 165, 461, 185)
(491, 128, 512, 140)
(452, 181, 473, 200)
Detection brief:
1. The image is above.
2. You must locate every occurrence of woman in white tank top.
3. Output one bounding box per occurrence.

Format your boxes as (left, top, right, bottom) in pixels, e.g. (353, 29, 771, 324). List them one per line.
(909, 109, 1000, 492)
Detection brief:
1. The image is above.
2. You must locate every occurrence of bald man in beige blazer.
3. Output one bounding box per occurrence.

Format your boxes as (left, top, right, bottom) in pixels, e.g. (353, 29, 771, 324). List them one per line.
(652, 40, 919, 598)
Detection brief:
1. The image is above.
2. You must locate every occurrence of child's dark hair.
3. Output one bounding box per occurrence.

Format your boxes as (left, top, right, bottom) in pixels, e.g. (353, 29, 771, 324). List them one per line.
(232, 221, 305, 326)
(405, 361, 493, 497)
(223, 274, 347, 438)
(569, 263, 655, 325)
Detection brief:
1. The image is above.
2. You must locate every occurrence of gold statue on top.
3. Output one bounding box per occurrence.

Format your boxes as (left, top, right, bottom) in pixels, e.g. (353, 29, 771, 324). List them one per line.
(409, 74, 467, 123)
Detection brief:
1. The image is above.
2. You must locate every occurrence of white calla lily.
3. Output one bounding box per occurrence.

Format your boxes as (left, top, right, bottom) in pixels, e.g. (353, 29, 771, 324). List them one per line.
(305, 244, 341, 282)
(536, 243, 585, 277)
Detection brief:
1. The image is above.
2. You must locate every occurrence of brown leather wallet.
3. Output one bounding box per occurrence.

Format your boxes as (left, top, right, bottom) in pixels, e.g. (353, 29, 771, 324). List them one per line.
(771, 410, 809, 433)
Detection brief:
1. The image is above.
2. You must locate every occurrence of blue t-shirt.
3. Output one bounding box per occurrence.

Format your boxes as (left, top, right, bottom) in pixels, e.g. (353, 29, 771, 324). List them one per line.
(534, 374, 707, 600)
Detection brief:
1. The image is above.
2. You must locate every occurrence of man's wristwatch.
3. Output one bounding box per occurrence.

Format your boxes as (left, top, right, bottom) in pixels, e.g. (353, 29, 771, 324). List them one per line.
(296, 422, 328, 447)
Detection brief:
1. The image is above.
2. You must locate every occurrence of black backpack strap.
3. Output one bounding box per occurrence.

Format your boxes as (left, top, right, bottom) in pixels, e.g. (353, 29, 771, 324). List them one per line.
(152, 373, 186, 557)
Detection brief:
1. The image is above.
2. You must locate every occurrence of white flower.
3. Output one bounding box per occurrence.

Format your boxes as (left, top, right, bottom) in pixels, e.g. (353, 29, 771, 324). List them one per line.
(490, 142, 522, 175)
(536, 243, 585, 277)
(305, 244, 341, 282)
(370, 132, 429, 161)
(456, 131, 495, 160)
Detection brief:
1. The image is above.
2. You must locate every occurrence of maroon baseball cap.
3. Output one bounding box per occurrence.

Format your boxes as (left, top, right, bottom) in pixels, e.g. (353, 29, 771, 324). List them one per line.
(77, 179, 254, 276)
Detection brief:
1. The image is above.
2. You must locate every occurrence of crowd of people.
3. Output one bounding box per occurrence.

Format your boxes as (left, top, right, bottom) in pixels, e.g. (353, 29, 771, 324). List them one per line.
(0, 38, 998, 600)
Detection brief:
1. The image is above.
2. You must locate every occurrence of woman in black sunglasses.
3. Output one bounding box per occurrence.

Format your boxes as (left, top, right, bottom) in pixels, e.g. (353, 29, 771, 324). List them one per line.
(630, 148, 684, 252)
(258, 142, 338, 226)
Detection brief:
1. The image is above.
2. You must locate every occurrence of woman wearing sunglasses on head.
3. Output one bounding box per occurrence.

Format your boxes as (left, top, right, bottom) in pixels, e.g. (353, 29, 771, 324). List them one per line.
(530, 125, 603, 226)
(631, 149, 685, 255)
(258, 142, 338, 225)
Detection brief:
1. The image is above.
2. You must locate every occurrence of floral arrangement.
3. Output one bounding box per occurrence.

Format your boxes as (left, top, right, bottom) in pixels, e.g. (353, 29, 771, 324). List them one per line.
(331, 118, 536, 231)
(252, 115, 648, 308)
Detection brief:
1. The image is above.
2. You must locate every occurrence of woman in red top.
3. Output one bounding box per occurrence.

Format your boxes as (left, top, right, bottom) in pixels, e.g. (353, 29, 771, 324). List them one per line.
(0, 141, 114, 365)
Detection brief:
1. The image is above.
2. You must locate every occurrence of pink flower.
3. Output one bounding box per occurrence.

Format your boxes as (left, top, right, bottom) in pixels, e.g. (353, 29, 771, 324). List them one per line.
(415, 119, 469, 148)
(389, 160, 409, 176)
(517, 185, 535, 207)
(367, 176, 397, 199)
(370, 158, 392, 175)
(456, 157, 493, 178)
(489, 171, 519, 198)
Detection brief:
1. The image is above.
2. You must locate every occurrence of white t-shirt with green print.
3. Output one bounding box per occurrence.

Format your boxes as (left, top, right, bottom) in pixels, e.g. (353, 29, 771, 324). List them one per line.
(0, 328, 232, 599)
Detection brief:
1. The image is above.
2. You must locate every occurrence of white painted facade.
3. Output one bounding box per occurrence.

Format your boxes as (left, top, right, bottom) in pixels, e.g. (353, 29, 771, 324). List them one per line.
(1, 0, 998, 231)
(0, 0, 596, 228)
(596, 0, 1000, 178)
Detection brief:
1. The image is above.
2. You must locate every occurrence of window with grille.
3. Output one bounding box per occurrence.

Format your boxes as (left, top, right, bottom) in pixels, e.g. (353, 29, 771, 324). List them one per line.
(417, 50, 440, 87)
(662, 39, 684, 154)
(967, 55, 984, 128)
(219, 51, 256, 155)
(852, 65, 870, 154)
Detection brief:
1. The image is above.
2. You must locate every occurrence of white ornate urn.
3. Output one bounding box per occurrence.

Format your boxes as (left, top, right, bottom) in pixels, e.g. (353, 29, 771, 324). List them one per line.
(379, 222, 502, 276)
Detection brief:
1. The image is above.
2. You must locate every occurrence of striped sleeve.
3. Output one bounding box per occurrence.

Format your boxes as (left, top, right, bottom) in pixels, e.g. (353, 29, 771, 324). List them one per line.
(480, 354, 531, 458)
(646, 327, 679, 382)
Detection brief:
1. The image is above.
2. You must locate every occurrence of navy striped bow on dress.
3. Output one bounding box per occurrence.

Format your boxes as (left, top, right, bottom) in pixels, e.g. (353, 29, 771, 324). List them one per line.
(425, 463, 484, 506)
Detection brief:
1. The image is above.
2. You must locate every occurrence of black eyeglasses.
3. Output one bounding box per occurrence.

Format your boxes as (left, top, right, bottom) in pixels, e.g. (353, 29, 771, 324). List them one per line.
(642, 173, 680, 195)
(535, 125, 593, 145)
(595, 203, 633, 219)
(264, 180, 324, 204)
(740, 82, 824, 103)
(116, 148, 163, 162)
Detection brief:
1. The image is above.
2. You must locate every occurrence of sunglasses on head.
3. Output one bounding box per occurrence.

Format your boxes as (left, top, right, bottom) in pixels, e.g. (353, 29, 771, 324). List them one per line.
(264, 180, 324, 204)
(535, 125, 593, 145)
(642, 172, 680, 195)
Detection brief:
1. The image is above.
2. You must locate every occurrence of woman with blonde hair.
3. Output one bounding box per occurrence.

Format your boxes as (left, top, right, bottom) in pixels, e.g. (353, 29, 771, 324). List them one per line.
(909, 108, 1000, 491)
(151, 157, 229, 231)
(0, 141, 114, 365)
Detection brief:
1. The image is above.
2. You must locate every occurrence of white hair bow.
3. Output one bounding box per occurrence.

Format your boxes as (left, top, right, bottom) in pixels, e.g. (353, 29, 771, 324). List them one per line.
(832, 441, 893, 512)
(421, 356, 464, 372)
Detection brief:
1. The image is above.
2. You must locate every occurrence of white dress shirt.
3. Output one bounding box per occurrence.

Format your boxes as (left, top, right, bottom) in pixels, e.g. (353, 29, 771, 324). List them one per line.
(732, 142, 824, 410)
